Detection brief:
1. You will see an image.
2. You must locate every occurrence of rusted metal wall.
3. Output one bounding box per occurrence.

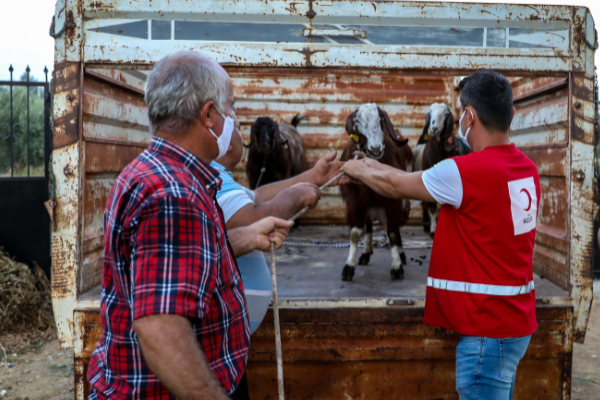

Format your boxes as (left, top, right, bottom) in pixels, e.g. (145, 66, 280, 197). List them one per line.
(567, 8, 596, 343)
(228, 67, 454, 224)
(52, 62, 84, 349)
(51, 65, 149, 347)
(77, 1, 574, 73)
(73, 305, 573, 400)
(80, 69, 149, 293)
(511, 76, 570, 290)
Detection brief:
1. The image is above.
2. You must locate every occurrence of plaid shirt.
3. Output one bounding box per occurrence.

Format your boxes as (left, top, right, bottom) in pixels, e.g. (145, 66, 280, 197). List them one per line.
(88, 137, 250, 399)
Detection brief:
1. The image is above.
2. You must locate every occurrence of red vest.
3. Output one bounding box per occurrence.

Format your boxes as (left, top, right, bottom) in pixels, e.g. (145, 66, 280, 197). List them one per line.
(423, 145, 539, 338)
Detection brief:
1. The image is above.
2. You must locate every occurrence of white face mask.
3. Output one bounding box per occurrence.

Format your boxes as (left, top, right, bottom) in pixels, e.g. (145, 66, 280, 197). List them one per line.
(208, 110, 235, 160)
(458, 109, 474, 149)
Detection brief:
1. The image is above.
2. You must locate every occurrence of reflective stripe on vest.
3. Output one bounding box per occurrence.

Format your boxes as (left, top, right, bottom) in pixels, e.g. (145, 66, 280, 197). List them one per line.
(427, 277, 535, 296)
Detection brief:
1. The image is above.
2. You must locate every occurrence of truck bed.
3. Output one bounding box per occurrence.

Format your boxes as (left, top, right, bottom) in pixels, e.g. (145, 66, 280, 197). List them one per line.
(79, 225, 568, 304)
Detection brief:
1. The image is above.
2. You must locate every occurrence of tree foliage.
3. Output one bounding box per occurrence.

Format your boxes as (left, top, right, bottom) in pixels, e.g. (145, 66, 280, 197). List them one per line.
(0, 73, 47, 177)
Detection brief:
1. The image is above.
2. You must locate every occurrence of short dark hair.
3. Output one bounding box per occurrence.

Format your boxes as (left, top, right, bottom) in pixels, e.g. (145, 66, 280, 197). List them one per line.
(459, 71, 514, 133)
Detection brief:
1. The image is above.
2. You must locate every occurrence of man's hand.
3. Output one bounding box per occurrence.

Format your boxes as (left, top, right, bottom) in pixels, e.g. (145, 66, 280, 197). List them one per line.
(251, 216, 294, 251)
(338, 158, 370, 184)
(229, 217, 294, 256)
(309, 151, 344, 187)
(287, 183, 321, 209)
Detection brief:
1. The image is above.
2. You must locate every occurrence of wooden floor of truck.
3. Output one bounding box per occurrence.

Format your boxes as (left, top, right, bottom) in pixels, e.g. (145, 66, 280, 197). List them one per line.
(78, 225, 568, 303)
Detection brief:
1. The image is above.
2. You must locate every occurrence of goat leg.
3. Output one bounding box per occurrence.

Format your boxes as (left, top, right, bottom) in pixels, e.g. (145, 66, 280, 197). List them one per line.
(357, 222, 373, 265)
(388, 226, 405, 280)
(422, 203, 431, 233)
(342, 227, 362, 281)
(428, 203, 439, 239)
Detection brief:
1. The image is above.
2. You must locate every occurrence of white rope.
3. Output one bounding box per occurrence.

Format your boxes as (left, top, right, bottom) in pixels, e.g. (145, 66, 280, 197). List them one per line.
(269, 242, 285, 400)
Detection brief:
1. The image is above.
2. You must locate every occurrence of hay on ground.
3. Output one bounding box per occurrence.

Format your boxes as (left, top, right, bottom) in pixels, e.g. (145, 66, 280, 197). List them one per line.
(0, 249, 56, 354)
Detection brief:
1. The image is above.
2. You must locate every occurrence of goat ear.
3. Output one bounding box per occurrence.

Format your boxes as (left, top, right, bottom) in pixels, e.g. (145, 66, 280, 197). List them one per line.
(417, 112, 431, 145)
(345, 110, 358, 137)
(274, 122, 289, 146)
(378, 107, 405, 146)
(443, 110, 454, 137)
(394, 129, 409, 146)
(444, 136, 457, 152)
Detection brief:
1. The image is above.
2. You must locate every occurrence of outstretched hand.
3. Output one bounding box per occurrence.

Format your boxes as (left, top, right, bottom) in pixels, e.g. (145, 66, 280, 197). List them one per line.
(338, 158, 373, 185)
(310, 151, 345, 187)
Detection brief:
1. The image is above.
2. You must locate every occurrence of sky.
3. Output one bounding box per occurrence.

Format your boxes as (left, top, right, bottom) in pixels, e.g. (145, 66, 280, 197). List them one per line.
(0, 0, 599, 82)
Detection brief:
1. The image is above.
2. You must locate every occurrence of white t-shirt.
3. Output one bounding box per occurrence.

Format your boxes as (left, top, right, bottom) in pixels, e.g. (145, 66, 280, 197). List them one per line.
(421, 159, 464, 209)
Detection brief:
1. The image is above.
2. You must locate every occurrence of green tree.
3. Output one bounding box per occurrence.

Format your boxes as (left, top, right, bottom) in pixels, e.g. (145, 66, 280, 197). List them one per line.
(0, 72, 46, 177)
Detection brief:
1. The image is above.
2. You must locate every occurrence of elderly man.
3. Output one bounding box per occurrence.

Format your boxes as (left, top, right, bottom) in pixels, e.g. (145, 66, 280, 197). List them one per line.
(212, 119, 340, 333)
(87, 52, 293, 400)
(340, 71, 539, 400)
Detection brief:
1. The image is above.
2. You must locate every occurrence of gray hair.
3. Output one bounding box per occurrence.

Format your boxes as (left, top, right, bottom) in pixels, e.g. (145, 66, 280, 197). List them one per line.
(145, 51, 231, 135)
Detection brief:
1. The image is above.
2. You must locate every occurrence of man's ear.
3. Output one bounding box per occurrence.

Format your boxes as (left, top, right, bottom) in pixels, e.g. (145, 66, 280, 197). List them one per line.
(512, 106, 516, 117)
(466, 106, 476, 125)
(200, 100, 216, 129)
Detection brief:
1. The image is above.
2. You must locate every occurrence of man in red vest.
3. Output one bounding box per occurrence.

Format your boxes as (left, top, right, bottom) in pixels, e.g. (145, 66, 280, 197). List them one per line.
(340, 70, 539, 400)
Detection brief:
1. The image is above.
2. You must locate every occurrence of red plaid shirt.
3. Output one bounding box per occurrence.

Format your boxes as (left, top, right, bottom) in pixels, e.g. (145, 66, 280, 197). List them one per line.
(87, 137, 250, 399)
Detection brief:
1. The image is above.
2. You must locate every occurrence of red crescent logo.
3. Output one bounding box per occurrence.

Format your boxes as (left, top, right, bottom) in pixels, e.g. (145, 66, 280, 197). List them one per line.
(520, 189, 532, 212)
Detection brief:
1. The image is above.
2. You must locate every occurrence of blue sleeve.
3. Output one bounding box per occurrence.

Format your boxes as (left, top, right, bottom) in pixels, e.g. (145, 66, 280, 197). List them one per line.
(216, 171, 255, 223)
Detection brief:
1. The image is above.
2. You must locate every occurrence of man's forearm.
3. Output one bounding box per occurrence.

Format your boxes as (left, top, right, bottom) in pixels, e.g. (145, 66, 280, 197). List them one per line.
(354, 168, 434, 202)
(228, 225, 258, 257)
(227, 190, 305, 230)
(133, 314, 230, 400)
(253, 169, 315, 204)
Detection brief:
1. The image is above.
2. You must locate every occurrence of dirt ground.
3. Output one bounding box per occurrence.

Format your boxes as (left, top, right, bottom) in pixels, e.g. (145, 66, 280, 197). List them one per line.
(572, 293, 600, 400)
(0, 339, 74, 400)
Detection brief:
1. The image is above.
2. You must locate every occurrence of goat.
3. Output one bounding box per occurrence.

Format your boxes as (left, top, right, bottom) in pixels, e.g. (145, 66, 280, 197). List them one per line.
(340, 103, 414, 281)
(412, 103, 468, 237)
(245, 114, 307, 189)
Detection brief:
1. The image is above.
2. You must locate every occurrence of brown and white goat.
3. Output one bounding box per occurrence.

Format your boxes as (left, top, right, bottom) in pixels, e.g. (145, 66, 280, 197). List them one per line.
(413, 103, 468, 236)
(245, 115, 307, 189)
(340, 103, 414, 281)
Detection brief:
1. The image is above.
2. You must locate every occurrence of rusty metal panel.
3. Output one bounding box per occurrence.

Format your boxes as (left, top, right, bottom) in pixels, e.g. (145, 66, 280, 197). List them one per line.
(228, 68, 453, 224)
(51, 66, 150, 349)
(568, 7, 596, 343)
(51, 62, 84, 349)
(73, 1, 575, 71)
(53, 0, 82, 64)
(247, 306, 573, 399)
(80, 70, 150, 294)
(510, 77, 570, 292)
(72, 306, 572, 400)
(73, 310, 103, 400)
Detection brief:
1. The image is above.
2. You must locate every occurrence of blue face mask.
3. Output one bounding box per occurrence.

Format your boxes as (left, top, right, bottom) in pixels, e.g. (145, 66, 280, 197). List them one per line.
(458, 109, 474, 149)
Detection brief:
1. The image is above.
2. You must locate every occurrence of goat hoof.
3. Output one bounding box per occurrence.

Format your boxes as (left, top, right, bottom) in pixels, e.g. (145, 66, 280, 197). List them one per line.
(423, 223, 431, 233)
(390, 267, 405, 280)
(429, 231, 435, 239)
(400, 252, 407, 265)
(358, 252, 372, 265)
(342, 265, 355, 281)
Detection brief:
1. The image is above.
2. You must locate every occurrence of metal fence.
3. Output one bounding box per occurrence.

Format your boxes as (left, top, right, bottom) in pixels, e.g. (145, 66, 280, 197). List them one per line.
(0, 65, 52, 277)
(0, 65, 50, 178)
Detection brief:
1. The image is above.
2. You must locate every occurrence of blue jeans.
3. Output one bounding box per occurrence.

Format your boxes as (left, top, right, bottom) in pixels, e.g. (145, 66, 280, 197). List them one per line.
(456, 334, 532, 400)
